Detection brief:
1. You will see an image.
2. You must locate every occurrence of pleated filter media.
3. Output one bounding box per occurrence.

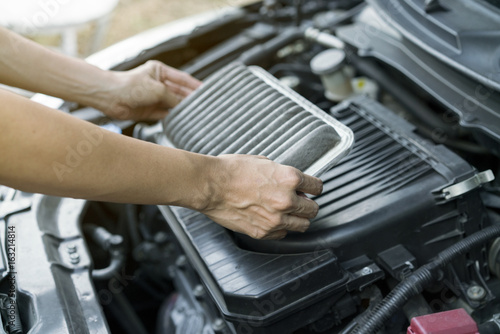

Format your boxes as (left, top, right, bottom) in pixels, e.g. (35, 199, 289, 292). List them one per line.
(160, 62, 353, 176)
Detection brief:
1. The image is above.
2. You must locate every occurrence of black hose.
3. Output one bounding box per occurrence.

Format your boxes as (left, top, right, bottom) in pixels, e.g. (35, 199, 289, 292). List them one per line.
(315, 2, 366, 29)
(124, 204, 141, 250)
(344, 224, 500, 334)
(268, 63, 317, 78)
(478, 321, 500, 334)
(238, 27, 303, 67)
(84, 224, 126, 281)
(436, 226, 499, 265)
(93, 253, 126, 281)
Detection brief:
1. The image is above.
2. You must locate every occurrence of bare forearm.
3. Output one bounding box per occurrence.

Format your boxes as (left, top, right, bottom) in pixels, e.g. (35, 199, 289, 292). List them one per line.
(0, 27, 116, 110)
(0, 27, 202, 121)
(0, 30, 323, 240)
(0, 89, 323, 239)
(0, 88, 213, 208)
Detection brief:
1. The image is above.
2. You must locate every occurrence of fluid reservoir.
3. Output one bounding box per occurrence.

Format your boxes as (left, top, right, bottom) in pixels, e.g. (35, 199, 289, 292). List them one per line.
(310, 48, 353, 101)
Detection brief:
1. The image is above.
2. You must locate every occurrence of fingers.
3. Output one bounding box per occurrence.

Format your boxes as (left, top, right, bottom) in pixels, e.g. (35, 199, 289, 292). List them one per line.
(255, 216, 310, 240)
(142, 110, 170, 121)
(114, 61, 200, 120)
(198, 155, 323, 241)
(154, 61, 202, 93)
(247, 215, 310, 240)
(261, 229, 288, 240)
(291, 195, 320, 218)
(153, 62, 201, 109)
(282, 215, 311, 232)
(158, 88, 182, 109)
(297, 172, 323, 196)
(164, 81, 195, 98)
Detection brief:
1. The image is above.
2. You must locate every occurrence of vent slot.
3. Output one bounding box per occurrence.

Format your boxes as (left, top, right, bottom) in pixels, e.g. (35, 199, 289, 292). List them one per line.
(161, 63, 353, 176)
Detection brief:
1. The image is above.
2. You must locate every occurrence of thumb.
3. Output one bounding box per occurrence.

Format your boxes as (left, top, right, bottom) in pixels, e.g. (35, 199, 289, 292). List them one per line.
(143, 109, 170, 120)
(151, 78, 181, 109)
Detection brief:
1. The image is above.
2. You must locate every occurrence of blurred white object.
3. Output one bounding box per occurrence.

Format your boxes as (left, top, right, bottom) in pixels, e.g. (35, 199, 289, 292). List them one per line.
(351, 77, 379, 100)
(310, 48, 353, 102)
(0, 0, 119, 56)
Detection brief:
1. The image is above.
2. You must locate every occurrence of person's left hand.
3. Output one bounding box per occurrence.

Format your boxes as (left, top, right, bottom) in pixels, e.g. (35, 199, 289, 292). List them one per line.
(100, 60, 201, 120)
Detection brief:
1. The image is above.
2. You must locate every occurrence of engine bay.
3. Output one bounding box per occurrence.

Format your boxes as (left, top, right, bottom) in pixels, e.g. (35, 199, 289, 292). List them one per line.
(1, 1, 500, 333)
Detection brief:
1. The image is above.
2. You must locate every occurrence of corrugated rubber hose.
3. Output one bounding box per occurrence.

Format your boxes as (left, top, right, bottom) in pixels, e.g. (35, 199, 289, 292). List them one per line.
(342, 223, 500, 334)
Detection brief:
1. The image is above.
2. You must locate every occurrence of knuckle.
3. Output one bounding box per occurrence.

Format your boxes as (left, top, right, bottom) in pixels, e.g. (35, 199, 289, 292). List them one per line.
(251, 228, 269, 240)
(274, 196, 294, 211)
(269, 214, 283, 227)
(282, 166, 302, 188)
(275, 230, 288, 240)
(298, 219, 311, 232)
(145, 60, 159, 67)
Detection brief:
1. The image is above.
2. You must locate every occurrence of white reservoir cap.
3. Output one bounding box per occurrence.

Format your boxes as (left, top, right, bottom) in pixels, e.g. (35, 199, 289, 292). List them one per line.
(310, 49, 352, 101)
(310, 49, 346, 75)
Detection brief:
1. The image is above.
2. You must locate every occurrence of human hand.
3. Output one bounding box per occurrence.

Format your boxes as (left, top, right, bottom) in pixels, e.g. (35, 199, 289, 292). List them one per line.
(202, 155, 323, 240)
(99, 60, 201, 121)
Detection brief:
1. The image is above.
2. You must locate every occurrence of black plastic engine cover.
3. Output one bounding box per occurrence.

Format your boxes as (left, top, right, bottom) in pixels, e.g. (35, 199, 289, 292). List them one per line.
(336, 4, 500, 153)
(158, 204, 349, 333)
(159, 95, 488, 332)
(240, 96, 488, 280)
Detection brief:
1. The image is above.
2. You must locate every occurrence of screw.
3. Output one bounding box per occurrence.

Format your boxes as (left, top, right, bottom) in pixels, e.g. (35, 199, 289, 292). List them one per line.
(154, 232, 169, 244)
(467, 285, 486, 301)
(69, 252, 80, 264)
(212, 318, 225, 332)
(360, 267, 373, 276)
(176, 255, 187, 269)
(193, 284, 205, 299)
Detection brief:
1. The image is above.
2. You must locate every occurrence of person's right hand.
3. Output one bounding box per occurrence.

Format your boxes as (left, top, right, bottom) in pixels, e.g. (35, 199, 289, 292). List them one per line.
(202, 155, 323, 240)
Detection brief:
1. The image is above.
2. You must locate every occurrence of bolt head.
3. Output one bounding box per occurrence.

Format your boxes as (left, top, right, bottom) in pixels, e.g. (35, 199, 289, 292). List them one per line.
(467, 285, 486, 301)
(360, 267, 373, 276)
(212, 318, 225, 332)
(176, 255, 187, 268)
(193, 284, 205, 299)
(154, 232, 169, 244)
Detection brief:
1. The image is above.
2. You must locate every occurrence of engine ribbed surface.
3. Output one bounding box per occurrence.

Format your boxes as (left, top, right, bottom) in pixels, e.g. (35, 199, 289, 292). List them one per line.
(314, 104, 434, 222)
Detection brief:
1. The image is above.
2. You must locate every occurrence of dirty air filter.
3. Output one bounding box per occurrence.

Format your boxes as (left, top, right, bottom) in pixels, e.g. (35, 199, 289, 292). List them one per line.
(160, 62, 354, 176)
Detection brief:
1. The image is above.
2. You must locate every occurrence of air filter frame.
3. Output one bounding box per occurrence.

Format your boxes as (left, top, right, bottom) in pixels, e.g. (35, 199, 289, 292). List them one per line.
(159, 63, 354, 176)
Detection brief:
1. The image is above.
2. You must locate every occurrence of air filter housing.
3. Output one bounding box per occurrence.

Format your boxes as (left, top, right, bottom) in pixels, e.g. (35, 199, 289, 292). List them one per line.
(157, 95, 489, 333)
(160, 62, 353, 176)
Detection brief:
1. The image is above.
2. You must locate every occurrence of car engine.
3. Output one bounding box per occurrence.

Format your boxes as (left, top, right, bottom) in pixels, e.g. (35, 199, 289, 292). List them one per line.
(1, 1, 500, 333)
